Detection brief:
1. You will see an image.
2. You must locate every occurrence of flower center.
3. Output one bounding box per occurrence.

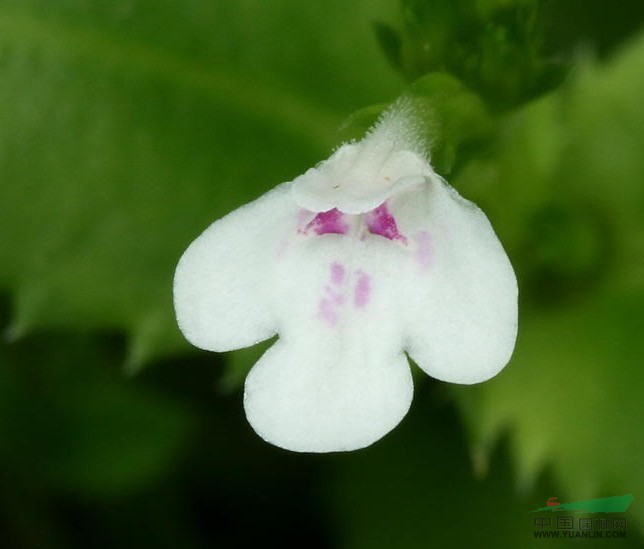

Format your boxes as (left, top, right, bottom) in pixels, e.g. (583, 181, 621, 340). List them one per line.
(301, 202, 407, 243)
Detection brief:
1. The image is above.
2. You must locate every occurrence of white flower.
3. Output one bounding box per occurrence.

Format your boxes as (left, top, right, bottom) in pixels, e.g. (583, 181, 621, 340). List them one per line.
(173, 103, 518, 453)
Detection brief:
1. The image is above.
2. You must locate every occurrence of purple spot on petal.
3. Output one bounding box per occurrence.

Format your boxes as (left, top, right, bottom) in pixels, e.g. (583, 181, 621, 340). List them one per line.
(330, 262, 345, 285)
(415, 231, 432, 269)
(365, 203, 407, 244)
(318, 264, 348, 326)
(318, 299, 337, 326)
(354, 271, 371, 308)
(304, 208, 349, 235)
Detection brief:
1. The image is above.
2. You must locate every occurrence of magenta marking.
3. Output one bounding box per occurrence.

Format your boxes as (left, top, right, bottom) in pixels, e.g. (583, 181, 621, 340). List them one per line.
(318, 299, 337, 326)
(415, 231, 432, 269)
(303, 208, 349, 235)
(354, 271, 371, 308)
(365, 203, 407, 244)
(317, 262, 347, 326)
(330, 262, 345, 285)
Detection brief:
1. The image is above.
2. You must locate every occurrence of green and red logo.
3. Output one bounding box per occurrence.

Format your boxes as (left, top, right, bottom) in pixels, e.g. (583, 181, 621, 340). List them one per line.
(532, 495, 634, 514)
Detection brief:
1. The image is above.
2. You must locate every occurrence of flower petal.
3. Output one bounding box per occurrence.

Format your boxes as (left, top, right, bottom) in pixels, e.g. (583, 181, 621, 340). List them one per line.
(244, 338, 413, 452)
(292, 144, 428, 214)
(243, 235, 414, 452)
(291, 102, 432, 214)
(173, 183, 296, 352)
(393, 175, 518, 384)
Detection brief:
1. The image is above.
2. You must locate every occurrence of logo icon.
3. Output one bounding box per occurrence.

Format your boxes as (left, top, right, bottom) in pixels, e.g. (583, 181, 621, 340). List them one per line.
(532, 494, 634, 514)
(546, 497, 560, 508)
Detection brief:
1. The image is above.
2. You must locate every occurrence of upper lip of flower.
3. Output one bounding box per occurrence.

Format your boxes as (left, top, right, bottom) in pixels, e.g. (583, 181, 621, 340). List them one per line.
(173, 102, 518, 453)
(291, 141, 432, 214)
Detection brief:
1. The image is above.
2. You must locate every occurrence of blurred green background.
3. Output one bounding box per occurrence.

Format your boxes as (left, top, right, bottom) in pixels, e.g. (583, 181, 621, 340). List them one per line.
(1, 0, 644, 547)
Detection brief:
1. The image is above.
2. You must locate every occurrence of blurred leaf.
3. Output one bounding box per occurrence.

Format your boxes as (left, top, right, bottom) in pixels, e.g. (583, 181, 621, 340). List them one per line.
(453, 29, 644, 528)
(0, 334, 192, 499)
(391, 0, 566, 108)
(331, 387, 643, 548)
(373, 21, 403, 71)
(405, 72, 493, 173)
(541, 0, 644, 60)
(456, 290, 644, 522)
(336, 103, 389, 143)
(0, 0, 401, 368)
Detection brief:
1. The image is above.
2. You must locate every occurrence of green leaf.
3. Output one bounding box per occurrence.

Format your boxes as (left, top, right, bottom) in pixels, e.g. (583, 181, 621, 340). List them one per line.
(455, 291, 644, 514)
(373, 21, 403, 71)
(0, 0, 402, 368)
(330, 389, 644, 548)
(392, 0, 566, 108)
(453, 29, 644, 528)
(405, 72, 493, 174)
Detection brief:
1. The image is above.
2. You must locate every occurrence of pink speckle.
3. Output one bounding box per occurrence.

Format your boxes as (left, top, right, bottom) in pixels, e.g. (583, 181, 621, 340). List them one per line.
(354, 271, 371, 308)
(318, 298, 337, 326)
(330, 262, 345, 285)
(318, 262, 347, 326)
(365, 203, 407, 244)
(415, 231, 432, 269)
(303, 208, 349, 235)
(318, 263, 372, 324)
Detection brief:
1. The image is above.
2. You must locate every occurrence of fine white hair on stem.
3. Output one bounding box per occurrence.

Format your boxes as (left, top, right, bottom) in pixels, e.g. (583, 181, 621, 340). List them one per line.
(363, 97, 431, 160)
